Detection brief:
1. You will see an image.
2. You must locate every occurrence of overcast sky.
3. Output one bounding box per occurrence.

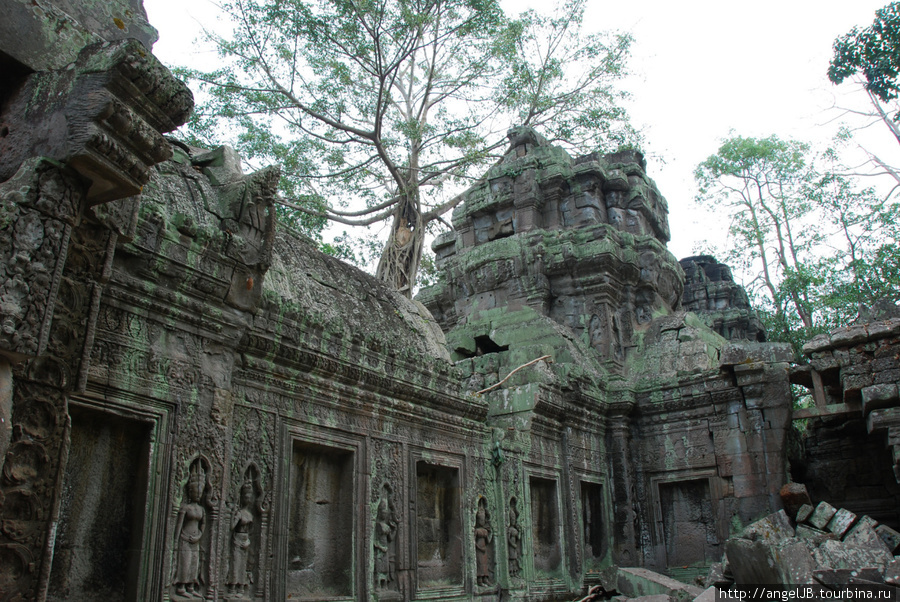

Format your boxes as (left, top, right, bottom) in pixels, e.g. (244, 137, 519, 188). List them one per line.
(144, 0, 896, 260)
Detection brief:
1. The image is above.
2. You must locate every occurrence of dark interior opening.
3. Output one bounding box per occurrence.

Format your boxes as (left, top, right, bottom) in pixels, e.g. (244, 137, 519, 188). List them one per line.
(455, 335, 509, 359)
(0, 50, 31, 111)
(474, 335, 508, 355)
(530, 476, 562, 577)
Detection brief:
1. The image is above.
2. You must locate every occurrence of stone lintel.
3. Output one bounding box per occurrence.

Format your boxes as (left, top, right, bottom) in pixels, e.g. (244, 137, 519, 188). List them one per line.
(792, 402, 861, 421)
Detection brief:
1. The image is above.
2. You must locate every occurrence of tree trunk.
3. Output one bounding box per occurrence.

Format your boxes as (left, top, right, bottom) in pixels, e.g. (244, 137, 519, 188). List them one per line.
(375, 192, 424, 298)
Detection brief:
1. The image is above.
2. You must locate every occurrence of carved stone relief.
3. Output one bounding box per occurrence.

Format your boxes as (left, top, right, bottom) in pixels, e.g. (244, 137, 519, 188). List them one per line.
(0, 160, 84, 361)
(474, 496, 494, 587)
(374, 482, 399, 591)
(507, 496, 522, 579)
(172, 457, 213, 600)
(226, 464, 261, 598)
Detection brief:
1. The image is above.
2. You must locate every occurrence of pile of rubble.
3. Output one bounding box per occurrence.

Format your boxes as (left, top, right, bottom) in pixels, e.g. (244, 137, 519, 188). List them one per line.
(708, 484, 900, 588)
(576, 484, 900, 602)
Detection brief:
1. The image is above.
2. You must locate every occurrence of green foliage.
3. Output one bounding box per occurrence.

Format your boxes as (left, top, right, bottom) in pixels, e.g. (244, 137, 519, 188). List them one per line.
(494, 0, 640, 150)
(695, 135, 900, 353)
(174, 0, 638, 291)
(829, 2, 900, 108)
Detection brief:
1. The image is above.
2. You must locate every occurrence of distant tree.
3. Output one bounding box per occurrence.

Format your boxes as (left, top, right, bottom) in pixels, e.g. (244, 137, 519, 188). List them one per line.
(828, 3, 900, 186)
(829, 2, 900, 107)
(695, 135, 899, 352)
(810, 154, 900, 323)
(179, 0, 639, 296)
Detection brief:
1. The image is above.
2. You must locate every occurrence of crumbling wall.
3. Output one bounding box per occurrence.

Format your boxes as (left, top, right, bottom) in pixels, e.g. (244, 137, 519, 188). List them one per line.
(794, 416, 900, 529)
(793, 316, 900, 532)
(0, 37, 191, 600)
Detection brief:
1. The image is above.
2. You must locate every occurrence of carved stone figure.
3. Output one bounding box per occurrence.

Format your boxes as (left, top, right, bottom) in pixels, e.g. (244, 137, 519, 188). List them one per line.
(474, 497, 493, 586)
(507, 497, 522, 578)
(174, 460, 207, 598)
(227, 467, 259, 597)
(374, 484, 398, 589)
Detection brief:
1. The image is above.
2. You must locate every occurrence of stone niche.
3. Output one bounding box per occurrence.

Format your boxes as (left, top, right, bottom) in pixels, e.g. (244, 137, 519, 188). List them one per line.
(658, 478, 719, 569)
(530, 476, 563, 579)
(287, 442, 355, 598)
(581, 480, 608, 572)
(415, 461, 463, 591)
(47, 404, 151, 601)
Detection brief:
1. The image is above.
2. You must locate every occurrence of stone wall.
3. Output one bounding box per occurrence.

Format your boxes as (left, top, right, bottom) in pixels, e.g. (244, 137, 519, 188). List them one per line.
(0, 2, 809, 600)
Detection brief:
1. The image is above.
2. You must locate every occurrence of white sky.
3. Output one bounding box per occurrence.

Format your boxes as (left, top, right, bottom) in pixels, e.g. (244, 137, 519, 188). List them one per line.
(144, 0, 897, 260)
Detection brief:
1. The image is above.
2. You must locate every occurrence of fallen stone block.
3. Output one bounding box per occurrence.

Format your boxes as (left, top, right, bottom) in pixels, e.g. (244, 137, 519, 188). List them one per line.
(705, 562, 732, 588)
(826, 508, 857, 538)
(693, 587, 717, 602)
(725, 537, 815, 584)
(797, 504, 814, 523)
(885, 558, 900, 585)
(617, 567, 704, 602)
(809, 502, 838, 530)
(781, 482, 813, 519)
(797, 524, 837, 547)
(814, 525, 893, 569)
(844, 521, 892, 561)
(814, 568, 885, 586)
(772, 539, 817, 584)
(726, 538, 778, 584)
(596, 565, 620, 592)
(853, 515, 880, 535)
(876, 525, 900, 553)
(741, 509, 795, 543)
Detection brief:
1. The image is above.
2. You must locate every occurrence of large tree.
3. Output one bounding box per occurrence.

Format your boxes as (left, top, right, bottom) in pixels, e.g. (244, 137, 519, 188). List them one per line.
(181, 0, 638, 296)
(696, 135, 900, 351)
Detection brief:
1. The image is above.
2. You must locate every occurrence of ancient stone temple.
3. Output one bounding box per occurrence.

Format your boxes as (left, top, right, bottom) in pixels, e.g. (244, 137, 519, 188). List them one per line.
(417, 127, 794, 585)
(2, 2, 899, 602)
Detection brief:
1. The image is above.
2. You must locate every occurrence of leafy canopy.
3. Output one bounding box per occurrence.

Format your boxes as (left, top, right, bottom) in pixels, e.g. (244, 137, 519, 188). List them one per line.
(177, 0, 639, 293)
(695, 135, 899, 352)
(829, 2, 900, 107)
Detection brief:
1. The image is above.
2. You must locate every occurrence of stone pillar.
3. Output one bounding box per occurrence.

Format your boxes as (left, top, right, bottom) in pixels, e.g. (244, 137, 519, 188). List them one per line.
(607, 398, 638, 565)
(720, 343, 793, 520)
